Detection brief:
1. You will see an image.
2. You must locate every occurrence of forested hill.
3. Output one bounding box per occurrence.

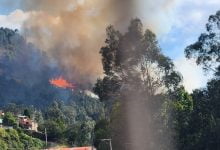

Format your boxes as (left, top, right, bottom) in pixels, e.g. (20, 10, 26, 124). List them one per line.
(0, 28, 105, 147)
(0, 28, 101, 109)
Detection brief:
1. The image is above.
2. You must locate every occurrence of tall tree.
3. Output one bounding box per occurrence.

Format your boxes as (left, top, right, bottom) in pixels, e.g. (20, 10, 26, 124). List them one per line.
(94, 18, 182, 150)
(185, 10, 220, 75)
(23, 109, 31, 118)
(97, 19, 181, 96)
(183, 10, 220, 150)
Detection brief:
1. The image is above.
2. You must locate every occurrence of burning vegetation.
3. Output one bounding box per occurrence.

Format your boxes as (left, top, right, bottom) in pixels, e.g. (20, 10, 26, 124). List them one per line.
(49, 76, 76, 89)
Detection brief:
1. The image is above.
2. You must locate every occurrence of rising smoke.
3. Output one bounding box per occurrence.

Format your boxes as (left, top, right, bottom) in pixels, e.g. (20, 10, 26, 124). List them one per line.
(17, 0, 178, 85)
(17, 0, 136, 86)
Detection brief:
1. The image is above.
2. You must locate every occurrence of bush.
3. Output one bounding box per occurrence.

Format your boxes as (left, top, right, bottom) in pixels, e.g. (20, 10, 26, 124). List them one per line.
(0, 128, 44, 149)
(3, 112, 17, 127)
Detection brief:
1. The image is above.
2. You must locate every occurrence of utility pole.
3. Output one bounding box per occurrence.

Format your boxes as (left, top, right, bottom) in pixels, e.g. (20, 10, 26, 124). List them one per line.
(92, 132, 94, 150)
(91, 130, 95, 150)
(45, 128, 47, 148)
(109, 139, 112, 150)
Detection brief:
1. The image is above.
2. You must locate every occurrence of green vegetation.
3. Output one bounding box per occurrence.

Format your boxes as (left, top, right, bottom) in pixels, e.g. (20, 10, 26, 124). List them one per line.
(3, 112, 17, 127)
(1, 91, 105, 147)
(0, 128, 44, 150)
(37, 93, 104, 146)
(93, 11, 220, 150)
(175, 10, 220, 150)
(93, 18, 183, 150)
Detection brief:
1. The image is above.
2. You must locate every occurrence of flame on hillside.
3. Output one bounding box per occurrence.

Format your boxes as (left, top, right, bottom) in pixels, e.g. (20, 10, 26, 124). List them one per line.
(49, 76, 76, 89)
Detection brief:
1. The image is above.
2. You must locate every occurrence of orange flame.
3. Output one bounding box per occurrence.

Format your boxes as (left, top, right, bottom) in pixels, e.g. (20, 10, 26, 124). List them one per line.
(49, 76, 75, 89)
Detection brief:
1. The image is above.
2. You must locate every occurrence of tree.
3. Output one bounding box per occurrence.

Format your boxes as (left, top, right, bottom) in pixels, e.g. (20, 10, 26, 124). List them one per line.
(98, 19, 181, 96)
(3, 103, 22, 115)
(45, 101, 65, 122)
(23, 109, 31, 118)
(3, 112, 17, 127)
(33, 110, 44, 124)
(183, 10, 220, 150)
(75, 121, 95, 146)
(94, 119, 111, 149)
(65, 125, 79, 146)
(0, 128, 44, 149)
(185, 10, 220, 75)
(39, 120, 66, 142)
(94, 18, 182, 150)
(171, 87, 193, 150)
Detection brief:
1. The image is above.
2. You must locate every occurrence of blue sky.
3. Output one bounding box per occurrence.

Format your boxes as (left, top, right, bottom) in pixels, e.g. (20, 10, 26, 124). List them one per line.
(0, 0, 219, 92)
(157, 0, 220, 92)
(0, 0, 21, 15)
(159, 3, 220, 58)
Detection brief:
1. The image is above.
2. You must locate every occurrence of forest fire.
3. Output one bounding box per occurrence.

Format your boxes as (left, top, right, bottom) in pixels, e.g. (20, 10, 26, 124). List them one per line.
(49, 76, 76, 89)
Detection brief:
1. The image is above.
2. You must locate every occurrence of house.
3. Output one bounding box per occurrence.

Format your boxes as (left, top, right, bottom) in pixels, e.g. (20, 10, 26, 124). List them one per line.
(69, 147, 95, 150)
(18, 115, 38, 131)
(0, 118, 3, 128)
(0, 110, 4, 128)
(0, 110, 4, 117)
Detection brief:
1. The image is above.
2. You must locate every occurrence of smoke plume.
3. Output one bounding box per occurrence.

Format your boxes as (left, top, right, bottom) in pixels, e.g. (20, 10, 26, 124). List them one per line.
(11, 0, 179, 86)
(18, 0, 136, 85)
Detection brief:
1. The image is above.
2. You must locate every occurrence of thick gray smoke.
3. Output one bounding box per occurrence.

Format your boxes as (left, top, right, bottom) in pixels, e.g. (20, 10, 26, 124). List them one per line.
(17, 0, 137, 86)
(4, 0, 178, 85)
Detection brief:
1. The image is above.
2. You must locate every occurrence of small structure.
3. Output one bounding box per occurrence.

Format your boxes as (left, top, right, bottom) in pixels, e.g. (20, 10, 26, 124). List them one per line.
(18, 115, 38, 131)
(70, 147, 95, 150)
(0, 110, 4, 117)
(0, 118, 3, 128)
(0, 110, 4, 128)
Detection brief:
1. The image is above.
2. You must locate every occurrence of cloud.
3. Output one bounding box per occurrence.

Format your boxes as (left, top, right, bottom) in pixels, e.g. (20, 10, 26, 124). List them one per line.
(174, 57, 212, 93)
(158, 0, 220, 92)
(207, 0, 220, 5)
(0, 9, 29, 30)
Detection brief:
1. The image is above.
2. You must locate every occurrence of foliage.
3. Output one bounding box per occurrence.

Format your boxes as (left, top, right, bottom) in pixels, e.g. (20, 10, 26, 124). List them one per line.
(3, 112, 17, 127)
(97, 19, 181, 98)
(65, 125, 79, 146)
(185, 10, 220, 74)
(94, 18, 182, 150)
(172, 81, 220, 150)
(0, 89, 105, 147)
(171, 87, 193, 149)
(37, 91, 105, 146)
(75, 121, 95, 146)
(43, 120, 67, 142)
(94, 119, 111, 150)
(0, 128, 44, 149)
(23, 109, 31, 118)
(181, 10, 220, 150)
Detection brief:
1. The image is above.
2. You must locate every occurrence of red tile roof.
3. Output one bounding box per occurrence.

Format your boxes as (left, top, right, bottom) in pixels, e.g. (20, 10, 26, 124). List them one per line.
(49, 147, 93, 150)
